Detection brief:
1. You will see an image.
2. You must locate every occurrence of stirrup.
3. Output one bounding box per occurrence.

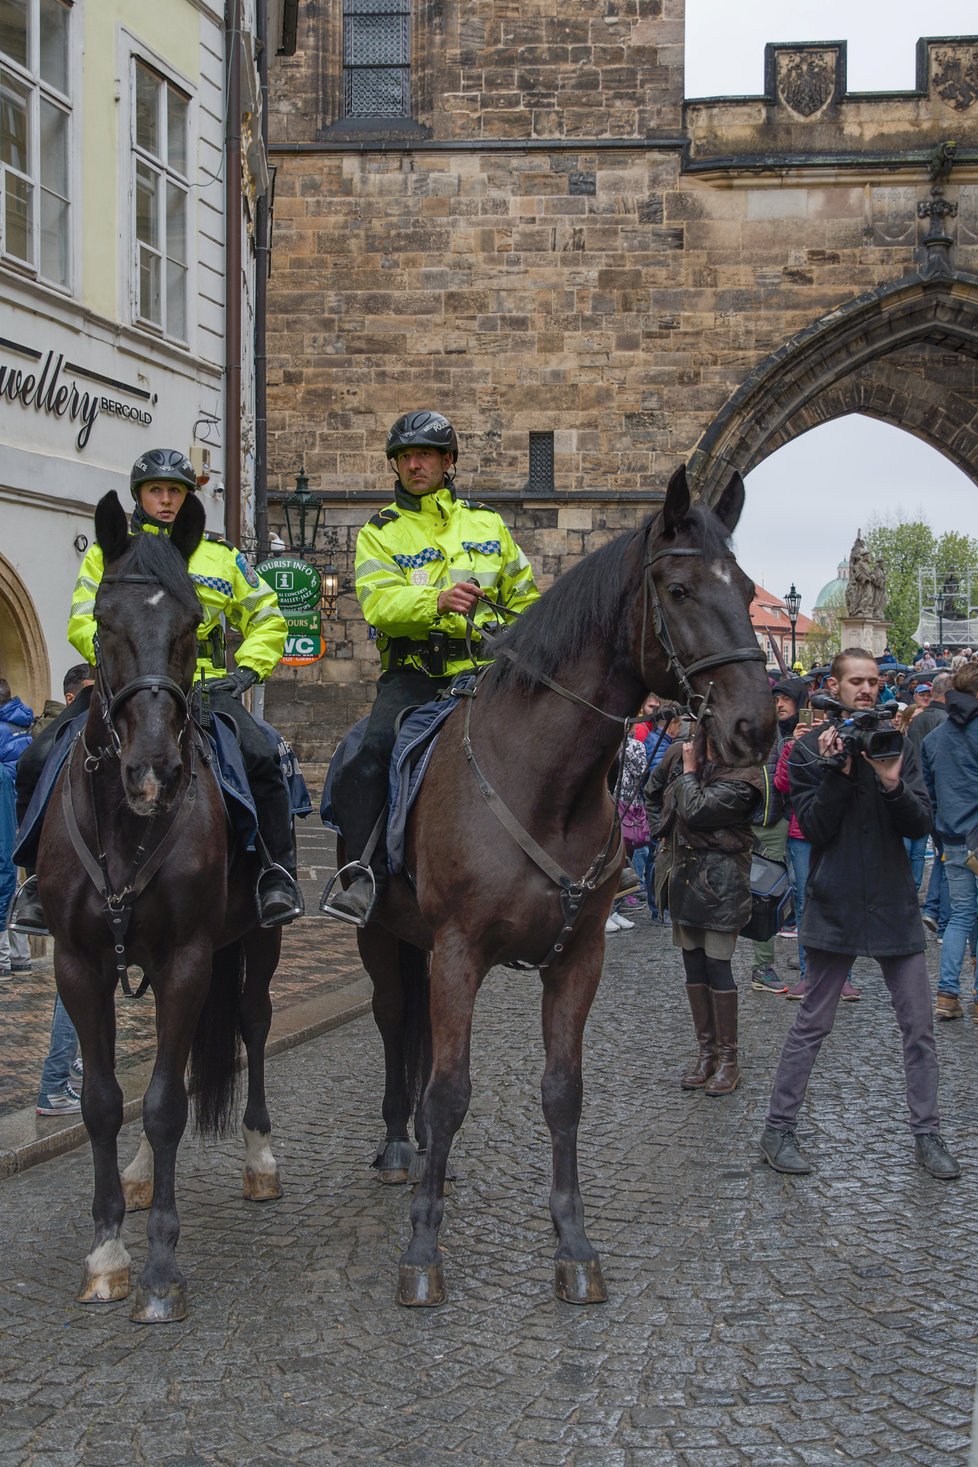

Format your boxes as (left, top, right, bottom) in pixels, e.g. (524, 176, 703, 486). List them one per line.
(8, 876, 50, 936)
(319, 861, 377, 928)
(255, 864, 305, 928)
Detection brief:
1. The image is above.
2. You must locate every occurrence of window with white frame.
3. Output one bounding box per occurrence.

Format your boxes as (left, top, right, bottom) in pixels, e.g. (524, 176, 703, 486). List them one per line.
(0, 0, 71, 286)
(131, 58, 189, 341)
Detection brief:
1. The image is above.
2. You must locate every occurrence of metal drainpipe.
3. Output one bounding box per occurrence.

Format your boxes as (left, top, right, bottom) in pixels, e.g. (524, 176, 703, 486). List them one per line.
(225, 0, 242, 547)
(254, 0, 270, 563)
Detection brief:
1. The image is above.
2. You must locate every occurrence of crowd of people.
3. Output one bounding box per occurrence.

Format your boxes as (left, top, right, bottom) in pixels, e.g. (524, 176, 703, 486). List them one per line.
(614, 645, 973, 1182)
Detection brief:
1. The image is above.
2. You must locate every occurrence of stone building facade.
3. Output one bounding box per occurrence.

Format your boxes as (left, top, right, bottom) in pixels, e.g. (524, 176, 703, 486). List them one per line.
(265, 3, 978, 758)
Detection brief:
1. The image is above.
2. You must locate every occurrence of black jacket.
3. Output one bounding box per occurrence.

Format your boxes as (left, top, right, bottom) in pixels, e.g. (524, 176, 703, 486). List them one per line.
(646, 743, 762, 933)
(787, 728, 931, 956)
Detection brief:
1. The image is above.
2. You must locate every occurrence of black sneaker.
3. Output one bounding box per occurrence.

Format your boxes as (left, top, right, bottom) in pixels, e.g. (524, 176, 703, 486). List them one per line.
(921, 913, 939, 934)
(913, 1133, 961, 1180)
(759, 1124, 812, 1175)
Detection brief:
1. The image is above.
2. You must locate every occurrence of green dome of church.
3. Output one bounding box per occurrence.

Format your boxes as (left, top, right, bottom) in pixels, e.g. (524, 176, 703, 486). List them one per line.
(813, 560, 849, 612)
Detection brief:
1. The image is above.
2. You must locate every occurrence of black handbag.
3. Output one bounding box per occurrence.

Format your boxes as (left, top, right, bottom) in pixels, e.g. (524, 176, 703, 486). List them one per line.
(740, 852, 795, 942)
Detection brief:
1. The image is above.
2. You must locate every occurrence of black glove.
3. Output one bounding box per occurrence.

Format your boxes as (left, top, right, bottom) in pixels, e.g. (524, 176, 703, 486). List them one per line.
(206, 667, 259, 699)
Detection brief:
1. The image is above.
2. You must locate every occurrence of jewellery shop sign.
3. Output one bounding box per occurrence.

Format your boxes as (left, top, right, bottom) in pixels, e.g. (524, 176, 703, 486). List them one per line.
(257, 556, 326, 666)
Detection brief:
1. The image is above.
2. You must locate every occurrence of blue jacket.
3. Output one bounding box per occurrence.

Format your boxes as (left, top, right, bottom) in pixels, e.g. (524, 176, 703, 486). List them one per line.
(0, 697, 34, 779)
(0, 765, 15, 927)
(921, 690, 978, 845)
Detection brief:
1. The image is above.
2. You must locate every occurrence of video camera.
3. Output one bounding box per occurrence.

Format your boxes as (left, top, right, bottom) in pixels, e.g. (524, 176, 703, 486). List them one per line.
(808, 694, 904, 765)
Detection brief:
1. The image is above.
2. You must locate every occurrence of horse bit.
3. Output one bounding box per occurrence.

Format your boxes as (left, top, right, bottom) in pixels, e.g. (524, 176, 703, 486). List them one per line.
(458, 535, 766, 969)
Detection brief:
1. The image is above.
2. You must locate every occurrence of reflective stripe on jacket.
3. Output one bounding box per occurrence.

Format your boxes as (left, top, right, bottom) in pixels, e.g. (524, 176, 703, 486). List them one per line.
(68, 524, 286, 681)
(355, 484, 539, 676)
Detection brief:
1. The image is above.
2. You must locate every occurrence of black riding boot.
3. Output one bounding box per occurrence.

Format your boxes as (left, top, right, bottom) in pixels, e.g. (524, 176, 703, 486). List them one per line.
(8, 872, 48, 936)
(254, 787, 304, 928)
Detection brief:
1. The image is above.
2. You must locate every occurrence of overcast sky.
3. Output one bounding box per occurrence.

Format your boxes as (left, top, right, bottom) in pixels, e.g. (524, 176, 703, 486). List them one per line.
(683, 2, 977, 616)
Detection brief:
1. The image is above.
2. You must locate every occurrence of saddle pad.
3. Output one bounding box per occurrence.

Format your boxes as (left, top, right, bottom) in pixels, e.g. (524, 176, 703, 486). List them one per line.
(14, 707, 308, 866)
(319, 692, 463, 875)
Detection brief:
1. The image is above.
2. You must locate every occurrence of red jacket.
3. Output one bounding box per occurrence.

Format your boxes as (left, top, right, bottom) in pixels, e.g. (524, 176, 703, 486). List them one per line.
(774, 736, 805, 840)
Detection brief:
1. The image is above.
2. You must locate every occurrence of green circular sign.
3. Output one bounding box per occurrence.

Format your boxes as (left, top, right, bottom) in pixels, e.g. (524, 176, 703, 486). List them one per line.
(256, 556, 322, 612)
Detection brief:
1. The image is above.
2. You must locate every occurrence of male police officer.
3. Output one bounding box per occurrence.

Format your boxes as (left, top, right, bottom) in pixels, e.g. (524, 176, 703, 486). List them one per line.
(324, 410, 540, 925)
(11, 448, 303, 932)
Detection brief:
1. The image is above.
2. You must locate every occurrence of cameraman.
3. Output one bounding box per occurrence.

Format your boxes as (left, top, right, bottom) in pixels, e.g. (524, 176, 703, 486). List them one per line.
(759, 648, 960, 1180)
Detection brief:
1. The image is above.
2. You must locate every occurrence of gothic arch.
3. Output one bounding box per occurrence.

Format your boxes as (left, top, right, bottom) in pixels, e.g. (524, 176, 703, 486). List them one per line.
(690, 273, 978, 503)
(0, 552, 50, 715)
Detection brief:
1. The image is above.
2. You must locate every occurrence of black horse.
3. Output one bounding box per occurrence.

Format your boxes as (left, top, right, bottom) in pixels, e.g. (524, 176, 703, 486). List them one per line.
(38, 492, 284, 1323)
(349, 465, 775, 1306)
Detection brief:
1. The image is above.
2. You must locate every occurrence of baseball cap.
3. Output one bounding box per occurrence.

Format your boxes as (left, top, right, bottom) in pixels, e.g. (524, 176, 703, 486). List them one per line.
(915, 683, 933, 693)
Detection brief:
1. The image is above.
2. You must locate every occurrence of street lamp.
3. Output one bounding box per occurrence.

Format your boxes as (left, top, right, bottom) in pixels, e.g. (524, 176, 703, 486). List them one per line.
(282, 469, 324, 557)
(934, 590, 947, 649)
(784, 583, 802, 667)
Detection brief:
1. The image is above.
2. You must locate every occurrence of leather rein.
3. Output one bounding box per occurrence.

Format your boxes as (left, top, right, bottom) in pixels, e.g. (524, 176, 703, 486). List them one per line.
(65, 572, 202, 997)
(458, 534, 766, 969)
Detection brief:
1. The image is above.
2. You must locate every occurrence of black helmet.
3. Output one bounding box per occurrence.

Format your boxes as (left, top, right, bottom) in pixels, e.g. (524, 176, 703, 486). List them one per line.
(385, 410, 458, 466)
(130, 448, 197, 499)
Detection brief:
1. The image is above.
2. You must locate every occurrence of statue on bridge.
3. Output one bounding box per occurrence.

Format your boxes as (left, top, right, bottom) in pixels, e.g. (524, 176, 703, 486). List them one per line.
(845, 532, 887, 621)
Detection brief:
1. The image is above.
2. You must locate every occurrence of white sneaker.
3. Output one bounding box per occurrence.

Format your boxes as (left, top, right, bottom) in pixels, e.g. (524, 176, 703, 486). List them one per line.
(614, 913, 635, 930)
(605, 915, 622, 934)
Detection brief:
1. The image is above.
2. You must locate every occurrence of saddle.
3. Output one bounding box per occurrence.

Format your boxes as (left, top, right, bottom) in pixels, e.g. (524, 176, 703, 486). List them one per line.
(13, 705, 310, 869)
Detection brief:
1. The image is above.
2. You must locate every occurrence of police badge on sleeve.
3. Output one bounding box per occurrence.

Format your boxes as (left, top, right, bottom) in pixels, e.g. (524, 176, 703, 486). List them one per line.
(236, 551, 261, 588)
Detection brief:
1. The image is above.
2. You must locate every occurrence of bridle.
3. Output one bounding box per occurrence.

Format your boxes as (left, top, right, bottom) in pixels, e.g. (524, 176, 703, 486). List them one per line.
(457, 526, 767, 968)
(84, 573, 192, 768)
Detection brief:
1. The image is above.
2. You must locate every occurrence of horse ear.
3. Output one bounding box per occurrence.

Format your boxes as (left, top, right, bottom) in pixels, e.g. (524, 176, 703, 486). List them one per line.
(662, 464, 690, 536)
(169, 492, 206, 563)
(94, 492, 131, 565)
(714, 472, 746, 534)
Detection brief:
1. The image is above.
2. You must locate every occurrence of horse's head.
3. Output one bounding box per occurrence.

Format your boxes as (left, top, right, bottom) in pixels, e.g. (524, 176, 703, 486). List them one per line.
(92, 490, 205, 814)
(642, 465, 775, 766)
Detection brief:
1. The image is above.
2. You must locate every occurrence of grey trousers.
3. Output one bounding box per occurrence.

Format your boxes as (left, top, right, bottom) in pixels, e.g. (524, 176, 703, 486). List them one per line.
(765, 947, 940, 1135)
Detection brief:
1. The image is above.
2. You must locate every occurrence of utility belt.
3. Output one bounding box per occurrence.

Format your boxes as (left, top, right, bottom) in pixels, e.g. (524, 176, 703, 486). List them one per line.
(197, 625, 227, 670)
(388, 631, 486, 676)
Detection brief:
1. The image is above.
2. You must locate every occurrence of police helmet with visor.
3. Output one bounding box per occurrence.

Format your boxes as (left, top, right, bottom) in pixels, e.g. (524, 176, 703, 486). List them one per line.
(130, 449, 198, 500)
(385, 411, 459, 469)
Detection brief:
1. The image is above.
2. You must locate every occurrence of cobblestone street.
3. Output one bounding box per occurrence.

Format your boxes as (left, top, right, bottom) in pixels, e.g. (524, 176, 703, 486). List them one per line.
(1, 919, 977, 1466)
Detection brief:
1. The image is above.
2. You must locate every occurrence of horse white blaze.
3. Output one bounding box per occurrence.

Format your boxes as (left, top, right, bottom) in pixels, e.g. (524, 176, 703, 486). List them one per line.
(711, 562, 732, 585)
(146, 589, 165, 607)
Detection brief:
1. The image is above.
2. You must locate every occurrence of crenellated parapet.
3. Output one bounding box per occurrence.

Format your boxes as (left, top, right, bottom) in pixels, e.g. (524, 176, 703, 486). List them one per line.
(685, 38, 978, 177)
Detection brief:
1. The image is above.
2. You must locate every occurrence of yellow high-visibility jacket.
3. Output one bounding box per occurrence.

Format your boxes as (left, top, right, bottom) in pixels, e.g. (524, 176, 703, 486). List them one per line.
(355, 485, 539, 675)
(68, 521, 287, 681)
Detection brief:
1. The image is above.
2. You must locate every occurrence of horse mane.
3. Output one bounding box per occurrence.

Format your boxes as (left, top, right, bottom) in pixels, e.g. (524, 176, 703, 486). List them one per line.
(484, 503, 734, 694)
(101, 530, 202, 620)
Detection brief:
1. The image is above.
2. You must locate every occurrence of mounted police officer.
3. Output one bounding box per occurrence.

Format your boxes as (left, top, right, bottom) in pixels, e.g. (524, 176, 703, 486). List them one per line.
(323, 410, 540, 925)
(11, 448, 304, 933)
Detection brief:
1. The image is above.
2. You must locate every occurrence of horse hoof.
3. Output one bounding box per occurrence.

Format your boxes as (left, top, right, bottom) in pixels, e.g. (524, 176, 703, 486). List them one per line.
(122, 1179, 153, 1213)
(554, 1257, 608, 1305)
(129, 1282, 187, 1324)
(77, 1266, 131, 1303)
(397, 1263, 447, 1308)
(242, 1167, 283, 1202)
(372, 1139, 414, 1184)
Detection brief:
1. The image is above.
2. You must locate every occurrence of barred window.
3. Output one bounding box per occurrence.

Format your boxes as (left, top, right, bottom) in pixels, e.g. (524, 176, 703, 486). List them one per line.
(528, 432, 555, 495)
(343, 0, 410, 118)
(0, 0, 72, 287)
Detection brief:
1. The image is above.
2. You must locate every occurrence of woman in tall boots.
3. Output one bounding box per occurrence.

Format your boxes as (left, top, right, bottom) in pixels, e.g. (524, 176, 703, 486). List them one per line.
(646, 728, 763, 1096)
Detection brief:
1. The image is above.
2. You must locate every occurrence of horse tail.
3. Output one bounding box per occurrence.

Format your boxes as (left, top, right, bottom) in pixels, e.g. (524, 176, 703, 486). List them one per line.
(399, 941, 430, 1118)
(189, 939, 243, 1137)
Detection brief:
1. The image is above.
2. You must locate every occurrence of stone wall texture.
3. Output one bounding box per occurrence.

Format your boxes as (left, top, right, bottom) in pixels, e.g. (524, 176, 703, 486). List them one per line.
(265, 4, 978, 757)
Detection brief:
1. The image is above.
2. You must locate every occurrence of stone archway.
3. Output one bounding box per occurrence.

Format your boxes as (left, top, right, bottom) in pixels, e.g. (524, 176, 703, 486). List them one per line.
(690, 273, 978, 502)
(0, 552, 50, 715)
